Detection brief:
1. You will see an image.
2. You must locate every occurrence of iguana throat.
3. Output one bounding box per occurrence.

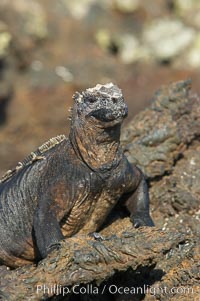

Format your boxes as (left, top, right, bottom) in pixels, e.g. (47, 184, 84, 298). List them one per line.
(69, 120, 122, 172)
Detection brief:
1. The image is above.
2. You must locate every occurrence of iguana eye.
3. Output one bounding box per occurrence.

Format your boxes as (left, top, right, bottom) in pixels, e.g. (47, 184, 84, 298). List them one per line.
(88, 96, 96, 103)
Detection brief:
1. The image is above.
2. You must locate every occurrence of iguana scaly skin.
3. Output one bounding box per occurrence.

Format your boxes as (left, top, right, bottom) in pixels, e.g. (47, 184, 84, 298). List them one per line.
(0, 83, 154, 268)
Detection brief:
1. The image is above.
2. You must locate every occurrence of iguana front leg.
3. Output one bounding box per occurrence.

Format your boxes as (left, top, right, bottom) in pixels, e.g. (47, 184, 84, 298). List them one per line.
(123, 161, 154, 228)
(33, 197, 64, 259)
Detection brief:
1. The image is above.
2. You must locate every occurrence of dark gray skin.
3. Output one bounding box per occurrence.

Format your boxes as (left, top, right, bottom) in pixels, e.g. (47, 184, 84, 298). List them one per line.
(0, 83, 154, 268)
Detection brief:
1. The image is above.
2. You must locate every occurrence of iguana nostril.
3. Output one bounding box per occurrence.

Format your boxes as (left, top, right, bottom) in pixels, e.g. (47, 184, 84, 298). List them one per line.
(112, 97, 118, 103)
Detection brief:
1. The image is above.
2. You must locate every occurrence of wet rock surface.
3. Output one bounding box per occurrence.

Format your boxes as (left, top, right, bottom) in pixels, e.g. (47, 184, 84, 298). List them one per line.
(0, 80, 199, 301)
(121, 79, 200, 178)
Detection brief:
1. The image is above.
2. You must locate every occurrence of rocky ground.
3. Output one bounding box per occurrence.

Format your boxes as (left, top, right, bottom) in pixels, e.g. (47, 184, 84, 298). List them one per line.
(0, 1, 200, 301)
(0, 79, 199, 301)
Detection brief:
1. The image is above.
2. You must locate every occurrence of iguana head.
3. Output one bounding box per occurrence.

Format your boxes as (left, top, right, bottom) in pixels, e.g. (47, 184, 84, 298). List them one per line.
(71, 83, 128, 128)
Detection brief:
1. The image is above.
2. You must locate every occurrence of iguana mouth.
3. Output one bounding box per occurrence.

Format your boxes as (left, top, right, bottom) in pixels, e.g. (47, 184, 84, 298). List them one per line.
(87, 106, 128, 123)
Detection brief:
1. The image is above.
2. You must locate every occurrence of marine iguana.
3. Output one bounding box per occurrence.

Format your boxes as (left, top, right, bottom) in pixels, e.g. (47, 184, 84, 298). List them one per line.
(0, 83, 154, 268)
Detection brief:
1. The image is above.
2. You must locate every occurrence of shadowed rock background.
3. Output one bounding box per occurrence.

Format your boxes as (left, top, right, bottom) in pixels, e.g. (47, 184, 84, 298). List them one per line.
(0, 1, 200, 300)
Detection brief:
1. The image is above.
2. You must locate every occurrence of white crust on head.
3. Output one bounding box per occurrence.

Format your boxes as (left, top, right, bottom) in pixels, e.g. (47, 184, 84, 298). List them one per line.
(86, 83, 122, 99)
(72, 92, 84, 103)
(77, 94, 83, 103)
(72, 83, 123, 108)
(86, 83, 114, 92)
